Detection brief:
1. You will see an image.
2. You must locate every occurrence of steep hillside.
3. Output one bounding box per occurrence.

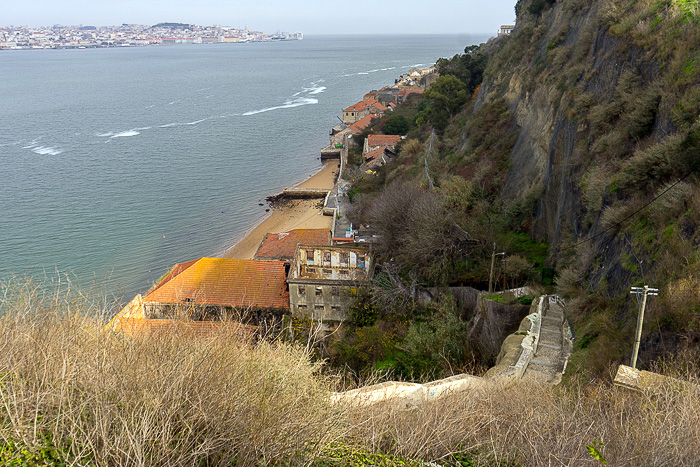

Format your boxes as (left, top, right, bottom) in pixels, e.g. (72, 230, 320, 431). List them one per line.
(443, 0, 700, 377)
(347, 0, 700, 379)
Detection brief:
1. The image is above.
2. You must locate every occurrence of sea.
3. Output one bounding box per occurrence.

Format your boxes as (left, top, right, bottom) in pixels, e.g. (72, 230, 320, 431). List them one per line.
(0, 34, 489, 302)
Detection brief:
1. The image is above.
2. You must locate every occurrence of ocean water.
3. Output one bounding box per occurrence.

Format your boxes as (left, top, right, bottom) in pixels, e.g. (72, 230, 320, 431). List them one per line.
(0, 34, 488, 301)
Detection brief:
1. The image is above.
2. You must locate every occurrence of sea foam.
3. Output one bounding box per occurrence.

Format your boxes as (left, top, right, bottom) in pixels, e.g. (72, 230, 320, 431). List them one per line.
(243, 98, 318, 116)
(32, 146, 63, 156)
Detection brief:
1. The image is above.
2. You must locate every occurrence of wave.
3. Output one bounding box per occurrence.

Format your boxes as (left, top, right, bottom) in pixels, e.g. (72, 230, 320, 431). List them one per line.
(243, 80, 324, 116)
(159, 118, 209, 128)
(243, 97, 318, 116)
(98, 130, 141, 139)
(31, 146, 63, 156)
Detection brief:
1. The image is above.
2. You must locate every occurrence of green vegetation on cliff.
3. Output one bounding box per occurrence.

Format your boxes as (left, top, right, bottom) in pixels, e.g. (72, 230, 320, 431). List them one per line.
(342, 0, 700, 381)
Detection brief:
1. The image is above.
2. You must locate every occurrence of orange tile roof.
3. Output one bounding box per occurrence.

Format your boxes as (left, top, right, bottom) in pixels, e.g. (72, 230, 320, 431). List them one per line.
(367, 135, 402, 147)
(372, 102, 388, 112)
(149, 258, 199, 295)
(254, 229, 330, 260)
(144, 258, 289, 310)
(399, 88, 424, 96)
(348, 115, 378, 133)
(344, 97, 379, 112)
(364, 147, 387, 163)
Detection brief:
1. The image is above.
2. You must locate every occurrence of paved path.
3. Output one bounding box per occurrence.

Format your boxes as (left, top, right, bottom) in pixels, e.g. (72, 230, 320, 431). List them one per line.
(523, 298, 568, 384)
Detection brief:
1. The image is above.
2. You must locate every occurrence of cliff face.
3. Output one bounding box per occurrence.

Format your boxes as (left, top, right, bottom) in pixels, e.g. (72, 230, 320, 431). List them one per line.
(460, 0, 700, 372)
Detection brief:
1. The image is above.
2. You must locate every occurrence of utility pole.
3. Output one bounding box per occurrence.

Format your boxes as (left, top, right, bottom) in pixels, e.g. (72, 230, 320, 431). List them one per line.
(488, 243, 505, 293)
(502, 257, 509, 292)
(630, 285, 658, 369)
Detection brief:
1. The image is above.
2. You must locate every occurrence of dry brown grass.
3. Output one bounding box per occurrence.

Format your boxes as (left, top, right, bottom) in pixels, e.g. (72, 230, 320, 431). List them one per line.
(0, 278, 345, 466)
(345, 378, 700, 466)
(3, 279, 700, 466)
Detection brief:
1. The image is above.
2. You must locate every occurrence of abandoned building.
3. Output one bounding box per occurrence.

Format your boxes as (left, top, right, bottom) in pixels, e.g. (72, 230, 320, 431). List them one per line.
(254, 228, 331, 261)
(110, 257, 290, 335)
(287, 244, 373, 322)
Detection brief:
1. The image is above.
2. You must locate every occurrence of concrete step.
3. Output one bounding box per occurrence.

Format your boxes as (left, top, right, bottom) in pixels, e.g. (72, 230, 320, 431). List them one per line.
(538, 343, 562, 351)
(539, 332, 562, 347)
(534, 346, 560, 362)
(530, 359, 558, 367)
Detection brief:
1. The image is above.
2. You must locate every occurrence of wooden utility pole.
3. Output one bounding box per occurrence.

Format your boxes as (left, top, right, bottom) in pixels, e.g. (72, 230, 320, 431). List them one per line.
(630, 285, 658, 369)
(488, 243, 505, 293)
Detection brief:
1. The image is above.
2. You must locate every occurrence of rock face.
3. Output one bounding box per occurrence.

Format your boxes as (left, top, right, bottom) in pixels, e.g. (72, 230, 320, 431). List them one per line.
(436, 287, 530, 363)
(473, 0, 681, 290)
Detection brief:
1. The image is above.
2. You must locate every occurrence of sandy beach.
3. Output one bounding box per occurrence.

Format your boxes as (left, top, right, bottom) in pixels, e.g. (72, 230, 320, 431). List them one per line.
(222, 161, 340, 259)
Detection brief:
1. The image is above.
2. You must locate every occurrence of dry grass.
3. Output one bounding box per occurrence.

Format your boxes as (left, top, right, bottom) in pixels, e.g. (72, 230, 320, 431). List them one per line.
(0, 278, 345, 466)
(345, 377, 700, 466)
(2, 279, 700, 466)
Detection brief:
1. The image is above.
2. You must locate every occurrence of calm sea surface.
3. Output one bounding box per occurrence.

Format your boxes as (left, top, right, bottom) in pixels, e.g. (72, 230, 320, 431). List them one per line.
(0, 34, 488, 301)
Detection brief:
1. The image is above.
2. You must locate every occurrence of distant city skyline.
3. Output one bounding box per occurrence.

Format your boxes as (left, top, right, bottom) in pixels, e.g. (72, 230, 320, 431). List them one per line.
(3, 0, 517, 35)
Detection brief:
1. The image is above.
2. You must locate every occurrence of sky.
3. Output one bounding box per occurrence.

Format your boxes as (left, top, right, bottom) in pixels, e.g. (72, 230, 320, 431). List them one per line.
(3, 0, 517, 35)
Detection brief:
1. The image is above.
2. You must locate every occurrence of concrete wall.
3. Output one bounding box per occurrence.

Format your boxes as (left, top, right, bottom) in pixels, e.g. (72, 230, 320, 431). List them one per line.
(288, 281, 357, 321)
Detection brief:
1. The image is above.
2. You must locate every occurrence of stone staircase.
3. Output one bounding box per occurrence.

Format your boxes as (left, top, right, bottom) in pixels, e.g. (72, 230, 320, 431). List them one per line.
(523, 298, 571, 384)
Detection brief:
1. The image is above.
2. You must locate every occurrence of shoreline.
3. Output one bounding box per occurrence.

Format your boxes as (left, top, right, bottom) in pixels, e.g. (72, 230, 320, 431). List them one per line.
(219, 160, 340, 260)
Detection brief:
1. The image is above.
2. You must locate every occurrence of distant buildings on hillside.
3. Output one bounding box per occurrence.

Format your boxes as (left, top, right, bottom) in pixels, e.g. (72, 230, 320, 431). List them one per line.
(0, 23, 302, 50)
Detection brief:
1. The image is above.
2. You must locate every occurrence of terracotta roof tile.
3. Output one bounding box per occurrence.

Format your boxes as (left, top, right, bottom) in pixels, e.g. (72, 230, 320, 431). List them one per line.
(364, 147, 386, 163)
(348, 115, 378, 133)
(367, 135, 402, 147)
(344, 97, 379, 112)
(254, 229, 330, 260)
(144, 258, 289, 310)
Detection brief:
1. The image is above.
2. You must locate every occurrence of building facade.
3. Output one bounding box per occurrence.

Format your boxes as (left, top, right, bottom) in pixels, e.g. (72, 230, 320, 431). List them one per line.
(287, 244, 373, 321)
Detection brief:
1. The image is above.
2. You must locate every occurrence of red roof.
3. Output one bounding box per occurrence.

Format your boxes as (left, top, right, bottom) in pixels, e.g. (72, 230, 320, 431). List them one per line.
(364, 147, 387, 163)
(348, 115, 378, 133)
(344, 97, 379, 112)
(399, 88, 424, 96)
(144, 258, 289, 310)
(367, 135, 402, 147)
(254, 229, 330, 260)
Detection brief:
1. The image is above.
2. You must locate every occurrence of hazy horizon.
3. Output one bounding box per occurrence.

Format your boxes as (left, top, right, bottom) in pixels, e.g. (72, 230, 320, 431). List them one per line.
(3, 0, 517, 35)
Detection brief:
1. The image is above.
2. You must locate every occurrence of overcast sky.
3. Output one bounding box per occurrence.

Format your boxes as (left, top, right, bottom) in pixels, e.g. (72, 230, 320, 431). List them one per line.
(4, 0, 517, 35)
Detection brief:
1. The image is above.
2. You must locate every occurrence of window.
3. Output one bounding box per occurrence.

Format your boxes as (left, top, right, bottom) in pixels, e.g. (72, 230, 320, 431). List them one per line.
(306, 250, 315, 265)
(297, 305, 307, 312)
(331, 287, 339, 297)
(340, 252, 349, 265)
(323, 269, 333, 274)
(315, 286, 323, 296)
(339, 270, 349, 276)
(298, 285, 306, 296)
(357, 255, 366, 268)
(307, 267, 316, 274)
(314, 305, 325, 311)
(323, 251, 331, 265)
(331, 305, 341, 312)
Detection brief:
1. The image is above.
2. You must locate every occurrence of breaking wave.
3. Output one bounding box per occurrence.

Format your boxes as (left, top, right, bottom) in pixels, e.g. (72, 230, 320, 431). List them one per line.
(243, 81, 323, 116)
(243, 97, 318, 116)
(31, 146, 63, 156)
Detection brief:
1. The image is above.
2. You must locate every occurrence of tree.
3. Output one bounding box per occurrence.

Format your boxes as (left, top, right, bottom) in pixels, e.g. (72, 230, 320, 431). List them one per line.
(382, 114, 411, 135)
(416, 75, 468, 130)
